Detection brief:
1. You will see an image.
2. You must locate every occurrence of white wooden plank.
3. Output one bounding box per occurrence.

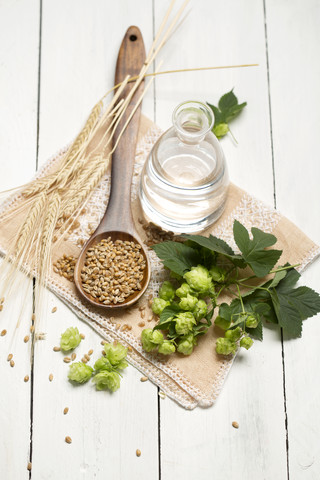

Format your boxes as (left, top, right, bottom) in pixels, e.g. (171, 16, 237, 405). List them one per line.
(155, 0, 288, 478)
(31, 1, 159, 479)
(0, 0, 39, 478)
(266, 0, 320, 477)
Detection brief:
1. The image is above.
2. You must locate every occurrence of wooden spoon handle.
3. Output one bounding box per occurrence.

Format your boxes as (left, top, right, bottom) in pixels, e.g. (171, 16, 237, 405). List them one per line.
(99, 26, 146, 233)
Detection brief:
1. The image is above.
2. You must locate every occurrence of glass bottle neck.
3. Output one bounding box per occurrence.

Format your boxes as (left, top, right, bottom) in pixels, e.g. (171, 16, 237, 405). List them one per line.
(172, 101, 214, 144)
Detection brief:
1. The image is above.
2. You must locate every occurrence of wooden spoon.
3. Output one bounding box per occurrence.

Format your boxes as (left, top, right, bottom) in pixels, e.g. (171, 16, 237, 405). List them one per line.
(74, 26, 150, 309)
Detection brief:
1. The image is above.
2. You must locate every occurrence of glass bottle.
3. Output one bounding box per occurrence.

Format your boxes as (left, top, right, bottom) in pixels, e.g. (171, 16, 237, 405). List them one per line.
(139, 101, 229, 233)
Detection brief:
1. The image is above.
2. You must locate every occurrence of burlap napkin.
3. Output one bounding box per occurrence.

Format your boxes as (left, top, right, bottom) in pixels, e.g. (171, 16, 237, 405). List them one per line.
(0, 115, 319, 409)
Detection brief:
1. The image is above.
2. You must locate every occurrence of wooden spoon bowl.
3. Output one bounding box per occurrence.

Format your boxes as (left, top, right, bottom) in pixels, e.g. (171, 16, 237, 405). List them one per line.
(74, 26, 150, 309)
(74, 230, 150, 310)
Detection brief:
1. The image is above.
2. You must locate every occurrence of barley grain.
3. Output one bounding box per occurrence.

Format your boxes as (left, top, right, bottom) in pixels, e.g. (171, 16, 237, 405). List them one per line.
(232, 421, 239, 429)
(27, 462, 32, 471)
(136, 449, 141, 457)
(7, 353, 13, 361)
(1, 329, 7, 336)
(49, 373, 53, 382)
(63, 357, 71, 363)
(88, 349, 93, 355)
(53, 346, 61, 352)
(51, 307, 57, 313)
(10, 360, 15, 367)
(24, 335, 30, 343)
(80, 333, 85, 339)
(24, 375, 29, 382)
(63, 407, 69, 415)
(71, 353, 76, 361)
(140, 377, 148, 382)
(65, 436, 72, 444)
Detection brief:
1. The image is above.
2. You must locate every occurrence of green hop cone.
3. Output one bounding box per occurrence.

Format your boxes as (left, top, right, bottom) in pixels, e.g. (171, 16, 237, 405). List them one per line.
(179, 293, 198, 311)
(240, 336, 254, 350)
(177, 334, 196, 355)
(209, 265, 226, 283)
(245, 314, 259, 329)
(183, 265, 214, 295)
(225, 326, 242, 342)
(176, 283, 195, 299)
(214, 315, 231, 331)
(175, 311, 196, 335)
(213, 123, 229, 139)
(60, 326, 81, 352)
(94, 356, 112, 371)
(151, 297, 170, 315)
(159, 281, 175, 301)
(104, 342, 128, 367)
(158, 340, 176, 355)
(141, 329, 164, 353)
(215, 337, 237, 356)
(68, 362, 93, 384)
(92, 370, 121, 392)
(193, 299, 208, 321)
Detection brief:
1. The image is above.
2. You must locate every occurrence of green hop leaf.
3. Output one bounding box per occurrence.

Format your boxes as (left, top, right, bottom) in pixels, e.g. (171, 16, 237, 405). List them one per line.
(216, 337, 237, 356)
(151, 241, 201, 277)
(183, 265, 214, 295)
(175, 311, 196, 335)
(152, 297, 170, 315)
(179, 293, 198, 311)
(233, 220, 282, 277)
(92, 370, 121, 392)
(68, 362, 93, 384)
(159, 281, 175, 301)
(158, 340, 176, 355)
(225, 326, 242, 342)
(60, 327, 81, 352)
(240, 336, 254, 350)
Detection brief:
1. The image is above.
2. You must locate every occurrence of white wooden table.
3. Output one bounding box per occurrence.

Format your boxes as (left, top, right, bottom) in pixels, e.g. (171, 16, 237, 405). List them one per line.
(1, 1, 319, 479)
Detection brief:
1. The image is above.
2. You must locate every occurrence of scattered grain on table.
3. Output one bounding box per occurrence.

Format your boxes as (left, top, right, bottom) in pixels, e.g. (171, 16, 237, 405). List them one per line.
(53, 346, 60, 352)
(7, 353, 13, 361)
(80, 333, 85, 340)
(10, 360, 15, 368)
(71, 352, 76, 361)
(140, 376, 148, 382)
(232, 421, 239, 429)
(49, 373, 53, 382)
(51, 306, 57, 313)
(27, 462, 32, 471)
(136, 449, 141, 457)
(24, 375, 29, 383)
(65, 436, 72, 444)
(24, 335, 29, 343)
(88, 349, 93, 356)
(63, 357, 71, 363)
(1, 329, 7, 336)
(63, 407, 69, 415)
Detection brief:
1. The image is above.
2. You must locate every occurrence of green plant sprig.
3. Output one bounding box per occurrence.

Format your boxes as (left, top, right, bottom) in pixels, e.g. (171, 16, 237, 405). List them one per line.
(140, 220, 320, 357)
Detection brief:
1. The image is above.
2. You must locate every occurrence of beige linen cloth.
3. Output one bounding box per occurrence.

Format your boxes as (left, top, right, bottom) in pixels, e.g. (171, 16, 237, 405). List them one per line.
(0, 116, 319, 409)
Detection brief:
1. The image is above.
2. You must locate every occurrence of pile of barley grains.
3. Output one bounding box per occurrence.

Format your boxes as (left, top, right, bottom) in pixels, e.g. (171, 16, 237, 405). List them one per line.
(81, 237, 146, 305)
(53, 254, 76, 282)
